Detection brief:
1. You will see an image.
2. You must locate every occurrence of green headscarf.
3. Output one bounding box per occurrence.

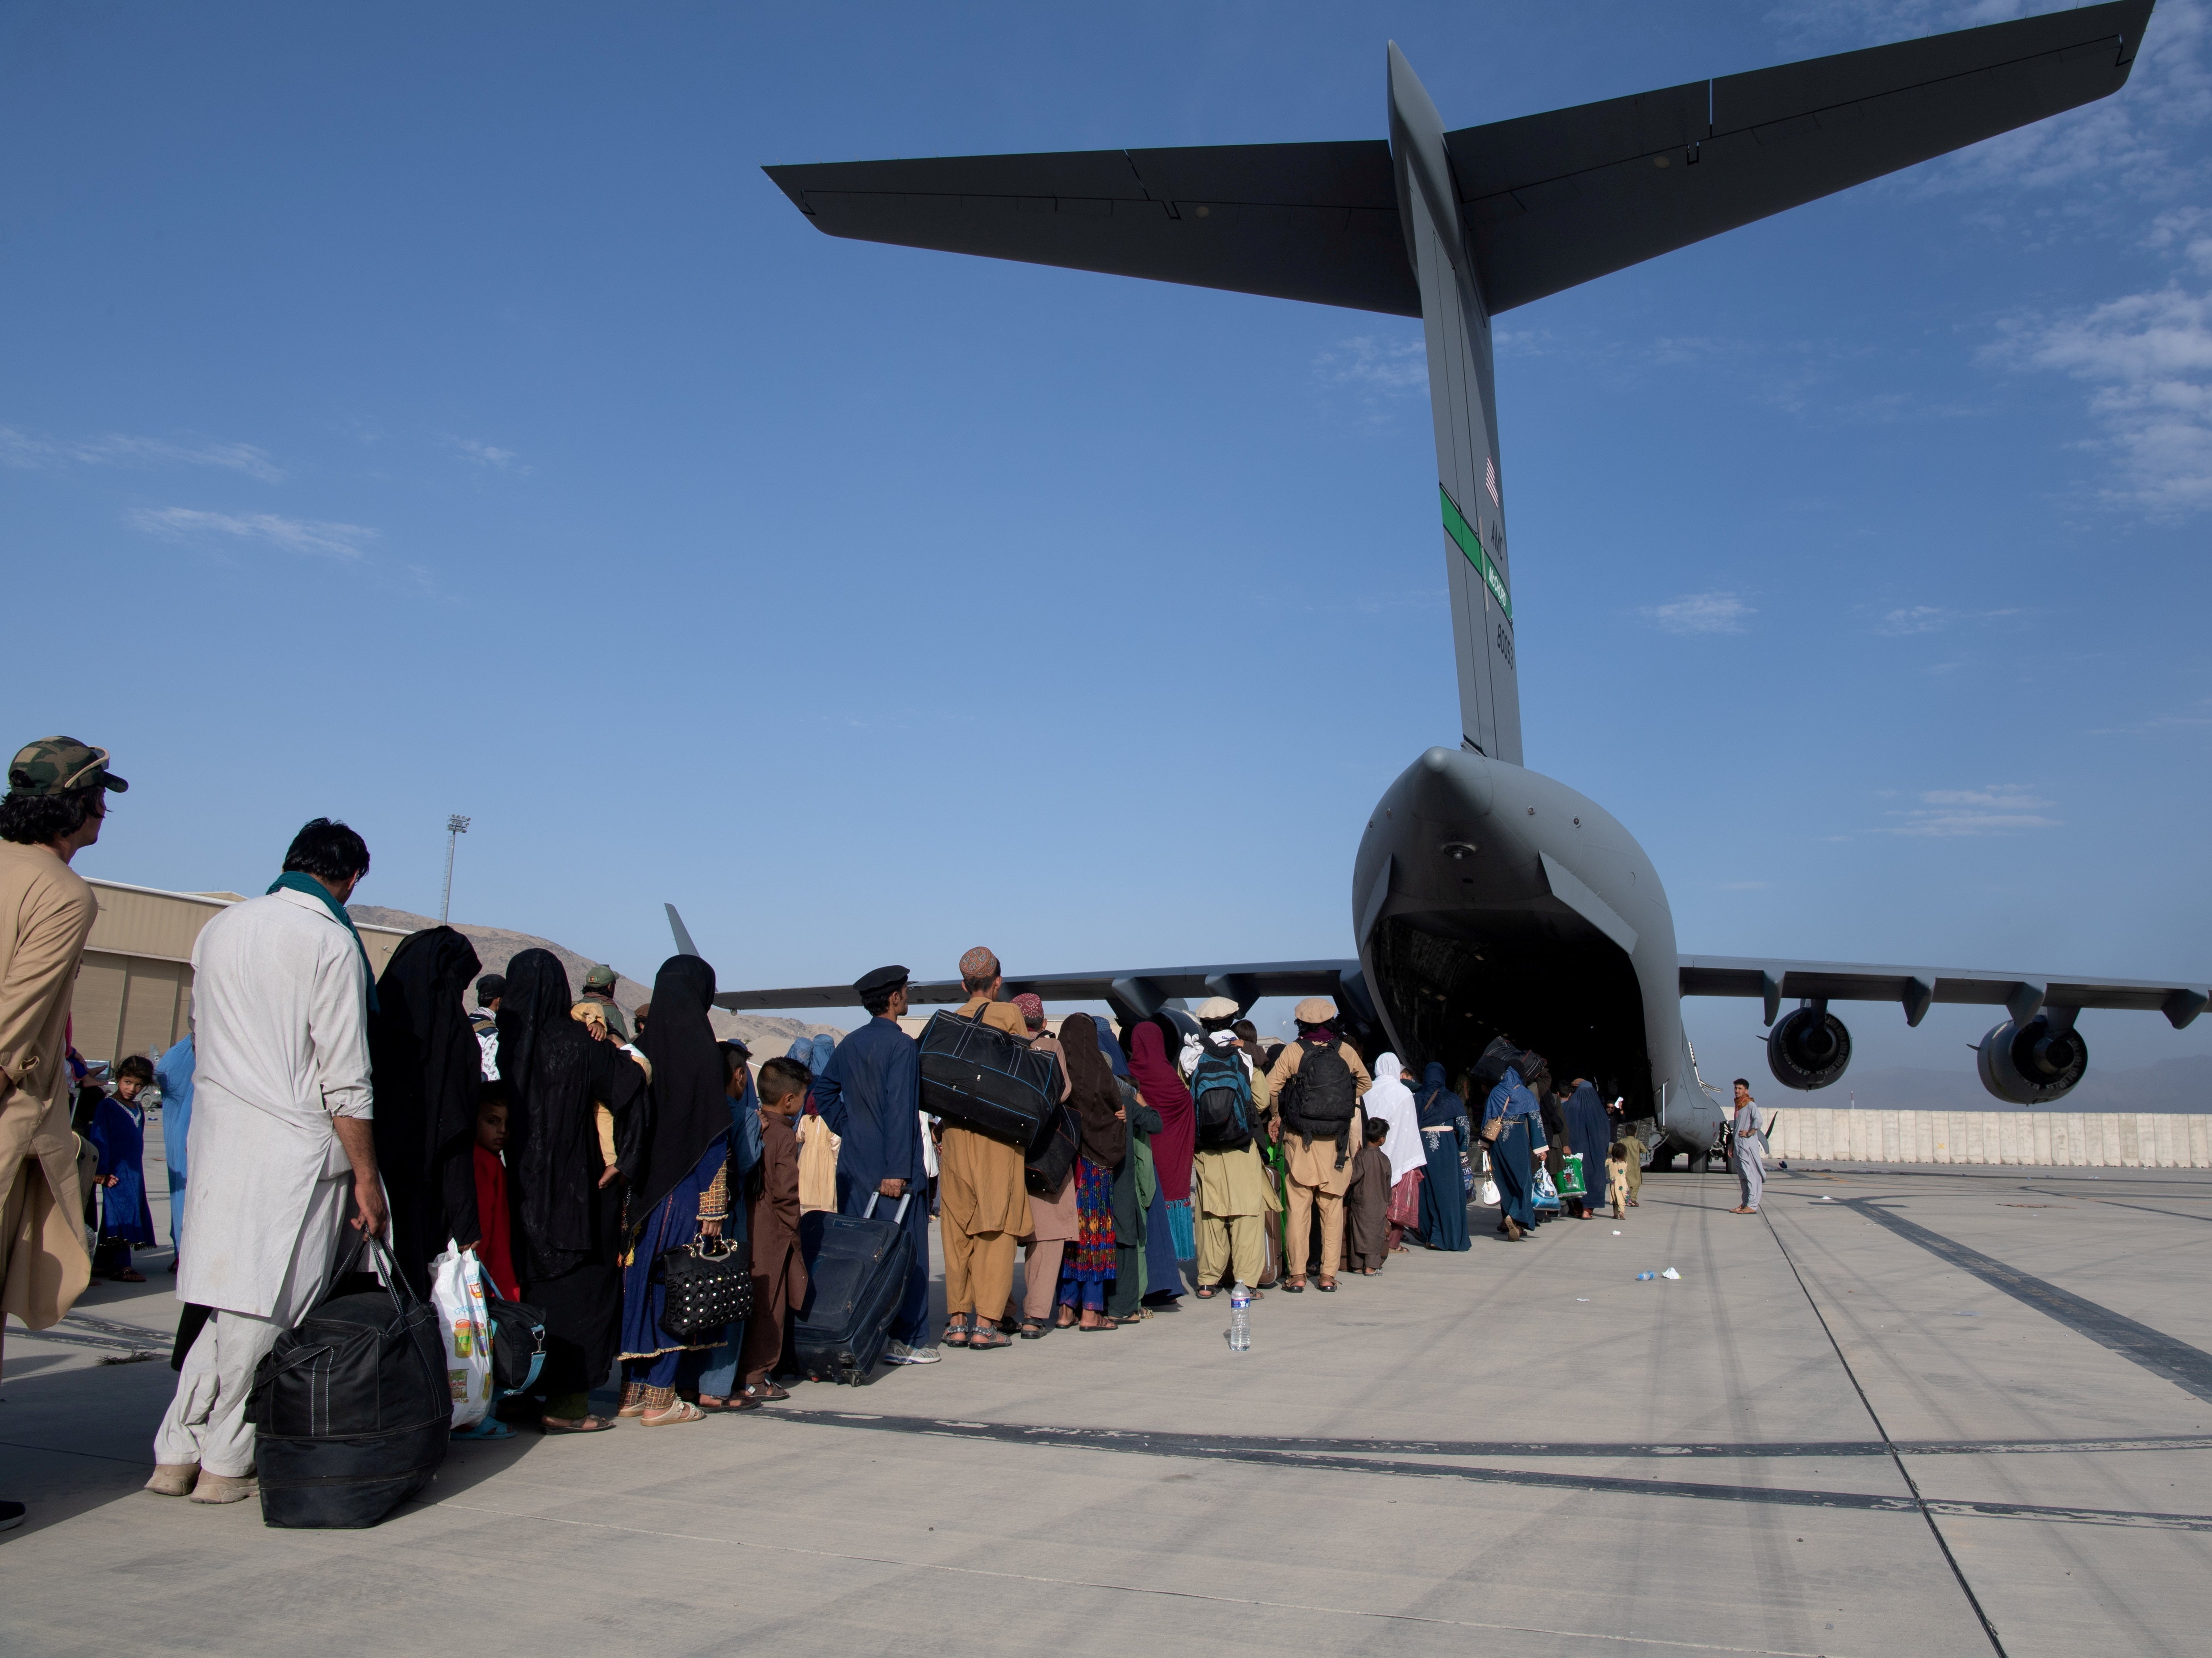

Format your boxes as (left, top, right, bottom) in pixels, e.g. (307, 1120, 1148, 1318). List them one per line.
(268, 871, 380, 1012)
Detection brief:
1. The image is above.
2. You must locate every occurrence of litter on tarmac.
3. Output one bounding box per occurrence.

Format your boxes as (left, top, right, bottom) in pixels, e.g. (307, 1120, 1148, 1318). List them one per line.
(1660, 1267, 1681, 1280)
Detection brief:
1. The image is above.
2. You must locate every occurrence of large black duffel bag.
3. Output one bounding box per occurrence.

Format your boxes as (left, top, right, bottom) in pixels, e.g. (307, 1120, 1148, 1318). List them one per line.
(1469, 1035, 1545, 1104)
(247, 1237, 450, 1528)
(793, 1194, 913, 1385)
(917, 1005, 1063, 1153)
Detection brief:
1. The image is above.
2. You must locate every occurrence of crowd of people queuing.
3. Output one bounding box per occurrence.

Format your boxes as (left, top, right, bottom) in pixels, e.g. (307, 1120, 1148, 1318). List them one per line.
(0, 733, 1658, 1527)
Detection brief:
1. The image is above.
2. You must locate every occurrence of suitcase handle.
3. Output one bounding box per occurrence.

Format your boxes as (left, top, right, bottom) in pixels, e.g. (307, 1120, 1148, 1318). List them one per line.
(861, 1193, 912, 1225)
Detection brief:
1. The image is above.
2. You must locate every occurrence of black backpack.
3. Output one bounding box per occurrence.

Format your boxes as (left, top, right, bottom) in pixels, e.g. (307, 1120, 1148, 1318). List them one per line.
(1471, 1035, 1544, 1103)
(1190, 1045, 1254, 1151)
(1285, 1039, 1356, 1134)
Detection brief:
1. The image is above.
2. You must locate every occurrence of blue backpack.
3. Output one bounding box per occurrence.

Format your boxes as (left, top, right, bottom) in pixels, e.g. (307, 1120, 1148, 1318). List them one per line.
(1190, 1045, 1254, 1151)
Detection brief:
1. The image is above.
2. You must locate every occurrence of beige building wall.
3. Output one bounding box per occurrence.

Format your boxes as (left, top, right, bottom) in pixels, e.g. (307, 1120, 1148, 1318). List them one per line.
(69, 878, 410, 1066)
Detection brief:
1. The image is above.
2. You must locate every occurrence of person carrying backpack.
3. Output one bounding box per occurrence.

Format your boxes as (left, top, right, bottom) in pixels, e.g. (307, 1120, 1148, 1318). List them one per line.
(1187, 998, 1279, 1299)
(1262, 997, 1371, 1292)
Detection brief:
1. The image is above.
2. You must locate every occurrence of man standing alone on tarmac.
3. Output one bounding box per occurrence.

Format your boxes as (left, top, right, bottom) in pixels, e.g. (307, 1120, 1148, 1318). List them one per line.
(1730, 1079, 1765, 1215)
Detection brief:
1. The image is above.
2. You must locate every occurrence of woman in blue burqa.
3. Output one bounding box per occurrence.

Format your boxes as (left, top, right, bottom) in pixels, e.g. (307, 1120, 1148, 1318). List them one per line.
(1480, 1063, 1544, 1242)
(1413, 1063, 1472, 1252)
(616, 955, 736, 1426)
(1563, 1079, 1613, 1222)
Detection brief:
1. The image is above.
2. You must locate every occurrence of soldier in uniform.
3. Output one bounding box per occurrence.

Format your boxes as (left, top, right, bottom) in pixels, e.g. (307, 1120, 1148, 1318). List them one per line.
(579, 962, 628, 1042)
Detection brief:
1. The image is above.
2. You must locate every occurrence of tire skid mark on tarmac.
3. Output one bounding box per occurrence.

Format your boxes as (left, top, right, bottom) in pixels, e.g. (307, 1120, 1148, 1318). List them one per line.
(768, 1410, 2212, 1530)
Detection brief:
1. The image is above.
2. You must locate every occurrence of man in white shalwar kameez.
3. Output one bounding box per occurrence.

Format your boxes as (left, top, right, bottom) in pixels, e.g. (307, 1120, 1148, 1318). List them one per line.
(149, 819, 387, 1504)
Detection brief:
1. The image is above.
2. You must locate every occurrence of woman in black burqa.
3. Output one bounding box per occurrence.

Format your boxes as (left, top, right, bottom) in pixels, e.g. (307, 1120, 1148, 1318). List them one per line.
(615, 954, 737, 1426)
(367, 926, 487, 1298)
(498, 948, 649, 1432)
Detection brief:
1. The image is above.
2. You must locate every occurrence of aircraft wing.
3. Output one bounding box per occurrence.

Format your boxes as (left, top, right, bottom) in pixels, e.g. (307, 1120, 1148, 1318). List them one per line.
(1453, 0, 2154, 311)
(713, 959, 1361, 1020)
(762, 2, 2151, 318)
(1678, 954, 2210, 1030)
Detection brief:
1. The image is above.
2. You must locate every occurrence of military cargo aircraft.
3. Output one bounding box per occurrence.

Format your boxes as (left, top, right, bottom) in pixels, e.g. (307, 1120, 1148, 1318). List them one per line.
(718, 2, 2205, 1162)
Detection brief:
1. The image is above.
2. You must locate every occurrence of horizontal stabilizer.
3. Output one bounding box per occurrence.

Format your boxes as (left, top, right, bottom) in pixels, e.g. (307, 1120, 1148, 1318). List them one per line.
(1456, 0, 2153, 311)
(765, 141, 1418, 315)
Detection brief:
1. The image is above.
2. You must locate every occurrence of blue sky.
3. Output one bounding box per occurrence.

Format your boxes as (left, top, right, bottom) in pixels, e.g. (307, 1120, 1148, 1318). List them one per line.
(6, 0, 2208, 1093)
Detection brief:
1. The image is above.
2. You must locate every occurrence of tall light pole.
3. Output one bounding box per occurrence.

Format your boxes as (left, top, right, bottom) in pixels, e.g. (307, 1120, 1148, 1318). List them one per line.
(441, 815, 470, 923)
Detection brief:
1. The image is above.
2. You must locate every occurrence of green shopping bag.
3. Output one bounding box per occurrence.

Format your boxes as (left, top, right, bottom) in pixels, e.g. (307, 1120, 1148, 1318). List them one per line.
(1557, 1151, 1587, 1198)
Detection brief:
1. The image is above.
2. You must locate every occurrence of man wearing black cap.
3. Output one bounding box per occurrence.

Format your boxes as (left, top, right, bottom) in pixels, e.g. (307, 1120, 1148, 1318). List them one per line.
(472, 973, 505, 1081)
(812, 966, 937, 1363)
(0, 737, 125, 1532)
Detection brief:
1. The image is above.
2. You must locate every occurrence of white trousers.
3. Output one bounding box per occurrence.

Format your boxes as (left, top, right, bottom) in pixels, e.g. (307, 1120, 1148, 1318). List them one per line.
(154, 1309, 285, 1477)
(1736, 1143, 1765, 1210)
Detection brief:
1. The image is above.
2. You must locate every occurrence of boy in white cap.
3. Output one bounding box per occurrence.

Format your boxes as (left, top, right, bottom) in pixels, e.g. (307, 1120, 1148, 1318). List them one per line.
(1187, 998, 1278, 1298)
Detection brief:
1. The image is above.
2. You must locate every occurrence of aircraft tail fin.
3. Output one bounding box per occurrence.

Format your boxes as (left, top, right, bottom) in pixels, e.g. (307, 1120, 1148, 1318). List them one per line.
(665, 903, 700, 959)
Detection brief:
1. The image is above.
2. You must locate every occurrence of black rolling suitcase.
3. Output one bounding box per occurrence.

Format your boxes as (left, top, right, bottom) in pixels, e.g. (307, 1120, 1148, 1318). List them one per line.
(917, 1005, 1062, 1153)
(792, 1194, 913, 1385)
(246, 1237, 450, 1528)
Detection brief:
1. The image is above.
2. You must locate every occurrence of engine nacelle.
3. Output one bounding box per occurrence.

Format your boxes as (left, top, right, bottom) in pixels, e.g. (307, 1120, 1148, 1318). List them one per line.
(1766, 1004, 1852, 1090)
(1977, 1014, 2087, 1105)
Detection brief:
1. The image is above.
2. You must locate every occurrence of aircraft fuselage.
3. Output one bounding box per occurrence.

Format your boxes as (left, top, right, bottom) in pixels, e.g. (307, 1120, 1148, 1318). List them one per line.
(1355, 747, 1727, 1155)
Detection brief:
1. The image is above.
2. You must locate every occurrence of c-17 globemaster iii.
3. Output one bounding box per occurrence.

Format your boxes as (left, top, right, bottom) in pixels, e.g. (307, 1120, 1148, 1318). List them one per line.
(715, 1, 2206, 1164)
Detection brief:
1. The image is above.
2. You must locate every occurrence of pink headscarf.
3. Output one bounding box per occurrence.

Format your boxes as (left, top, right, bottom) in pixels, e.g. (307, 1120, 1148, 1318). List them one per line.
(1127, 1020, 1194, 1202)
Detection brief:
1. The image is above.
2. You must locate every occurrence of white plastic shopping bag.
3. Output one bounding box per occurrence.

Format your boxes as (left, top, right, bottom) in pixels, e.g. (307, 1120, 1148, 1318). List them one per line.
(429, 1241, 492, 1428)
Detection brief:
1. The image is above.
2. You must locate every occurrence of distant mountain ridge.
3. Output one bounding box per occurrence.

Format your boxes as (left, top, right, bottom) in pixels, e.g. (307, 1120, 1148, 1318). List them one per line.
(348, 904, 842, 1054)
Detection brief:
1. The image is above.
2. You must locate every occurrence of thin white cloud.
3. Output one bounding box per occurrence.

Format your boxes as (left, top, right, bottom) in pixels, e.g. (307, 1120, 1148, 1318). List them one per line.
(0, 427, 284, 483)
(1315, 335, 1427, 423)
(127, 506, 376, 560)
(1882, 783, 2060, 836)
(1991, 281, 2212, 515)
(1876, 605, 1949, 635)
(447, 435, 528, 472)
(1644, 591, 1753, 634)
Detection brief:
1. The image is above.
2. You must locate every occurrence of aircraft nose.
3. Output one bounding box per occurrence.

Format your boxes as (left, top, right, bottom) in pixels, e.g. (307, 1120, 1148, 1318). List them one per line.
(1407, 745, 1496, 824)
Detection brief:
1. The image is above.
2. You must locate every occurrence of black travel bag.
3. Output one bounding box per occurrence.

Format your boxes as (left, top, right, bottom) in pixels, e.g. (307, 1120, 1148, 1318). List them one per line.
(1469, 1035, 1545, 1103)
(246, 1236, 450, 1529)
(792, 1193, 913, 1385)
(1024, 1101, 1080, 1197)
(917, 1005, 1063, 1154)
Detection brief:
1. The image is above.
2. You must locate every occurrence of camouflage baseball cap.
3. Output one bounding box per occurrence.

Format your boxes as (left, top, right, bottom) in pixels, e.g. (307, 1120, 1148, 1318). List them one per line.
(582, 963, 618, 992)
(8, 737, 127, 797)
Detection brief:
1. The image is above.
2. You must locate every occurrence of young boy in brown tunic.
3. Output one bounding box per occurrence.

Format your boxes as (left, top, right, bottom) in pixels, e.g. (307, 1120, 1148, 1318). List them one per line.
(1606, 1141, 1632, 1220)
(737, 1058, 811, 1402)
(1344, 1117, 1393, 1275)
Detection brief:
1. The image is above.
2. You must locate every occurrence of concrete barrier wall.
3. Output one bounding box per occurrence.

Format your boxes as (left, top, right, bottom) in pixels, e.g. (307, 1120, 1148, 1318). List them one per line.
(1766, 1109, 2212, 1168)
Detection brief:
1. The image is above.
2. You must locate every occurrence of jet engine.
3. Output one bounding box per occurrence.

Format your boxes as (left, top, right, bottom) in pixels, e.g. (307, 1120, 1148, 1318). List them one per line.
(1765, 1003, 1852, 1090)
(1977, 1013, 2088, 1105)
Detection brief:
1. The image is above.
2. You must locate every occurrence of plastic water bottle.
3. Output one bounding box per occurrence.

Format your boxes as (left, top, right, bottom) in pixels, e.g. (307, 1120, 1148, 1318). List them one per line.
(1228, 1283, 1252, 1351)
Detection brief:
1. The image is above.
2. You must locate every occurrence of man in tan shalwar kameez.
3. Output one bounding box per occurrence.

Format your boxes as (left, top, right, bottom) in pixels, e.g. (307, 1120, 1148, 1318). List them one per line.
(938, 947, 1033, 1350)
(1264, 996, 1371, 1291)
(1188, 998, 1280, 1296)
(0, 738, 126, 1535)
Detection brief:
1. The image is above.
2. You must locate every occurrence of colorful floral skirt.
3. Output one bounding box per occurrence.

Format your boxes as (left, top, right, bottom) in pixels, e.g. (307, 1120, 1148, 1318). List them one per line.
(1067, 1156, 1116, 1279)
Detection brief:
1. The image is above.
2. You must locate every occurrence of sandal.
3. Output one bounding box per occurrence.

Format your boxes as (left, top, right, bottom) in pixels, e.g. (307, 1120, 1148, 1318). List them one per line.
(943, 1314, 974, 1348)
(741, 1380, 790, 1402)
(1018, 1319, 1048, 1340)
(696, 1394, 761, 1413)
(1317, 1277, 1338, 1292)
(1055, 1309, 1077, 1329)
(1194, 1286, 1217, 1300)
(541, 1415, 616, 1433)
(967, 1326, 1012, 1350)
(1282, 1278, 1306, 1293)
(1080, 1315, 1119, 1331)
(617, 1384, 649, 1418)
(643, 1399, 705, 1426)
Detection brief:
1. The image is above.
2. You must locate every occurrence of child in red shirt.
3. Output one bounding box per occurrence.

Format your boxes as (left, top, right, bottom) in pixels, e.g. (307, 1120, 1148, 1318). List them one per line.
(473, 1085, 520, 1302)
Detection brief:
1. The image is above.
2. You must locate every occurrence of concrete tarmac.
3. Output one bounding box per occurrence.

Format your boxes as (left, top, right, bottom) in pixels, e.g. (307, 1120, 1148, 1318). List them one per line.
(5, 1151, 2208, 1656)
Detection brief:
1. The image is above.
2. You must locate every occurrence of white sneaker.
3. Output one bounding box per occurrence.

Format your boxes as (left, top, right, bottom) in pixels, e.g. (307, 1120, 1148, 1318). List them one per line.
(884, 1341, 941, 1365)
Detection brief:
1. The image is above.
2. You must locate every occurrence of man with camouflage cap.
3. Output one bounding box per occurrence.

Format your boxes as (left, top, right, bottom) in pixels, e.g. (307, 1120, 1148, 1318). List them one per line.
(0, 737, 126, 1533)
(579, 963, 628, 1042)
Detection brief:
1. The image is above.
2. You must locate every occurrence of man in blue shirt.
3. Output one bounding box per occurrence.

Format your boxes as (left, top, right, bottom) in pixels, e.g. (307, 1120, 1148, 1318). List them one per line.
(152, 1026, 194, 1268)
(813, 965, 937, 1364)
